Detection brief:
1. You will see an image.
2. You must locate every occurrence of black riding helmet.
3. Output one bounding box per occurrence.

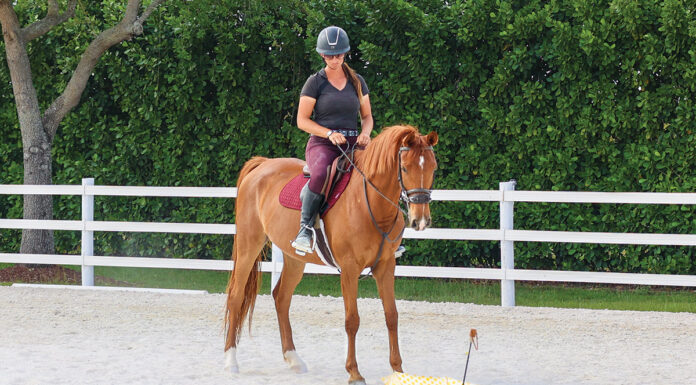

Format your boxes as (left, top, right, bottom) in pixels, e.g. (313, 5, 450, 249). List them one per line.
(316, 26, 350, 55)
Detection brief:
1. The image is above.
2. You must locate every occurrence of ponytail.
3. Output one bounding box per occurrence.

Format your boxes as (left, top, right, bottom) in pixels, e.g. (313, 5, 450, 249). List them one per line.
(342, 63, 363, 104)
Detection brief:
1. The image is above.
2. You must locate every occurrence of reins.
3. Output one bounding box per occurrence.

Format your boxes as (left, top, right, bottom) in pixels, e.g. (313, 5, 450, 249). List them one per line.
(334, 141, 433, 275)
(336, 142, 407, 216)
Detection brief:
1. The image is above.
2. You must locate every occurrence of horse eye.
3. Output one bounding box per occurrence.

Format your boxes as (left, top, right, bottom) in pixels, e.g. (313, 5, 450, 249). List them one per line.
(401, 166, 408, 173)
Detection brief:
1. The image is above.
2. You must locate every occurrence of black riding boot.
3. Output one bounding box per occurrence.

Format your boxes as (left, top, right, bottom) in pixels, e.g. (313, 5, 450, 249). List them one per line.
(291, 184, 324, 254)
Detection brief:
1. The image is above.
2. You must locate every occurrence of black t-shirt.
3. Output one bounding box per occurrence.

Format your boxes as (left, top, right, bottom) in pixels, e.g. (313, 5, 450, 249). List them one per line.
(300, 69, 369, 131)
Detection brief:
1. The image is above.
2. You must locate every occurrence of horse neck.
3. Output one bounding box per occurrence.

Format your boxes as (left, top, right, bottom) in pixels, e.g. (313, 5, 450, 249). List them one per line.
(351, 154, 402, 222)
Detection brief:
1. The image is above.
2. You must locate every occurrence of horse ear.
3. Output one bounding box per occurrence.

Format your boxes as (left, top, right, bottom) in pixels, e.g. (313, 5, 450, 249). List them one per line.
(402, 132, 417, 147)
(426, 131, 438, 146)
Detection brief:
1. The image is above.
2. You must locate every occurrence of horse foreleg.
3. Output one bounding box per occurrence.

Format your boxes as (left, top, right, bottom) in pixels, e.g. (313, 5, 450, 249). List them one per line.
(340, 270, 365, 385)
(272, 255, 307, 373)
(373, 257, 403, 372)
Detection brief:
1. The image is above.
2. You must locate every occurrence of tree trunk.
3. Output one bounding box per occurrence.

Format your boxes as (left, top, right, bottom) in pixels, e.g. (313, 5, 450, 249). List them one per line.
(1, 1, 54, 254)
(1, 0, 168, 256)
(20, 137, 54, 255)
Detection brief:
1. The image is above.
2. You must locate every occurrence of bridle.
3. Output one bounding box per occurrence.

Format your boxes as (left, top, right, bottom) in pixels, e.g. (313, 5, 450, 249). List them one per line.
(336, 141, 435, 274)
(337, 142, 434, 215)
(397, 146, 434, 205)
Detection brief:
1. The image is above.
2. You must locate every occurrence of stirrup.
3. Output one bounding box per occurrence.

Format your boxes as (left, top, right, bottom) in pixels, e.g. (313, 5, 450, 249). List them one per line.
(291, 225, 316, 255)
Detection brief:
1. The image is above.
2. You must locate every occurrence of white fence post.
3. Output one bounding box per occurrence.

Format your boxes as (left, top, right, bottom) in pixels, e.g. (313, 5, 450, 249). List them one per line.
(81, 178, 94, 286)
(500, 180, 516, 307)
(271, 243, 283, 292)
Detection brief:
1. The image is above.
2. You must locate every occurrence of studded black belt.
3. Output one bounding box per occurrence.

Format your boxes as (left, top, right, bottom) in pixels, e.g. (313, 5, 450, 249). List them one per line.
(334, 129, 359, 137)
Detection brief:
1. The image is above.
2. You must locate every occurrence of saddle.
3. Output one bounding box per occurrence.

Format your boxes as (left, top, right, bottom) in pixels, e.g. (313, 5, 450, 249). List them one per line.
(278, 154, 405, 267)
(279, 155, 353, 215)
(278, 155, 353, 269)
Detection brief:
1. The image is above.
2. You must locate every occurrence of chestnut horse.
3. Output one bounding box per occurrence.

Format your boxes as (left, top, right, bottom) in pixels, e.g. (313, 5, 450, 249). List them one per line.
(224, 125, 438, 384)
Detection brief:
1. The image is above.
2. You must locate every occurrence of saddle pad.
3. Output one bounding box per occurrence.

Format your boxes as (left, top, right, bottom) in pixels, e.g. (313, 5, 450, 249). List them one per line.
(279, 172, 352, 215)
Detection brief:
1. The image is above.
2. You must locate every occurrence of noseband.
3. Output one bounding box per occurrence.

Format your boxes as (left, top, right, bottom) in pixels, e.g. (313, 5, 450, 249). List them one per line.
(397, 146, 434, 205)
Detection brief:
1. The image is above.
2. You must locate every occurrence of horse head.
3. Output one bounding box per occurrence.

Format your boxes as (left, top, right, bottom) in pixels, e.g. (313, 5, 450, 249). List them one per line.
(398, 130, 438, 231)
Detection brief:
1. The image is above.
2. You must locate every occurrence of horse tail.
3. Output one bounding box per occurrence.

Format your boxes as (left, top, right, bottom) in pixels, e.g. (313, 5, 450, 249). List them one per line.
(224, 156, 268, 351)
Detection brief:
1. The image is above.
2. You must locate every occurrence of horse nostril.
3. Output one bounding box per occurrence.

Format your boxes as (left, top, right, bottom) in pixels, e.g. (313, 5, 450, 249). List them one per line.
(410, 219, 418, 229)
(426, 217, 432, 227)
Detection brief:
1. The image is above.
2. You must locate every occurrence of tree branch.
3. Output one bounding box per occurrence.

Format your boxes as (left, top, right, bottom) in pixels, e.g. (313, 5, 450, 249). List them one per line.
(130, 0, 168, 36)
(139, 0, 167, 24)
(42, 0, 168, 142)
(21, 0, 77, 43)
(124, 0, 142, 24)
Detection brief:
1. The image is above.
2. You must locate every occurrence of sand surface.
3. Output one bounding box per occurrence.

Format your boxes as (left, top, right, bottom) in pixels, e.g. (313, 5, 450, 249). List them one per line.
(1, 285, 695, 385)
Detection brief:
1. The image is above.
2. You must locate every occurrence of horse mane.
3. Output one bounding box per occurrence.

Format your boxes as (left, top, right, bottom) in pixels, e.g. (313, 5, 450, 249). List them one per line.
(355, 124, 422, 179)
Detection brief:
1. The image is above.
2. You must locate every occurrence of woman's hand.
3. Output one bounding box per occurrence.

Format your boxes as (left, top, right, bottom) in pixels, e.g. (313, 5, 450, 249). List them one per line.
(357, 133, 371, 147)
(328, 131, 347, 145)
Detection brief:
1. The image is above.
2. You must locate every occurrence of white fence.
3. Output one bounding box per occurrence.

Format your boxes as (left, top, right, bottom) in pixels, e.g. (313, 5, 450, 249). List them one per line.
(2, 178, 696, 306)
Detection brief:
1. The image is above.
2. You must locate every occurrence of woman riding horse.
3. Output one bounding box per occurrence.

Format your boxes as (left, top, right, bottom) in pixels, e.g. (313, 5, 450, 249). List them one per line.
(223, 26, 439, 385)
(292, 26, 373, 254)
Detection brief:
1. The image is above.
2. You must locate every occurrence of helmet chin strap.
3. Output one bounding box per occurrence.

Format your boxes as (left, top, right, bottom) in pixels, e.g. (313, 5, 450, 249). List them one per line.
(324, 61, 343, 71)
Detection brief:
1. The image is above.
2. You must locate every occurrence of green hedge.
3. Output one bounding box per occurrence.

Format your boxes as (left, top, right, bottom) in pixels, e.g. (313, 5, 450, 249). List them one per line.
(2, 0, 696, 274)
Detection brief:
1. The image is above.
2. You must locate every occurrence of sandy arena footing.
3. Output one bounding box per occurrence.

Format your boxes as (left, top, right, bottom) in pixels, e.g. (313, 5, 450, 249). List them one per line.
(1, 286, 695, 385)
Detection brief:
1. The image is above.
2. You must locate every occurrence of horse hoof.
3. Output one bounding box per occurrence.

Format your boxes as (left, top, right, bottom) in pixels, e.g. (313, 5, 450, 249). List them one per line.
(285, 352, 307, 373)
(224, 348, 239, 373)
(290, 362, 307, 374)
(348, 380, 366, 385)
(284, 350, 307, 373)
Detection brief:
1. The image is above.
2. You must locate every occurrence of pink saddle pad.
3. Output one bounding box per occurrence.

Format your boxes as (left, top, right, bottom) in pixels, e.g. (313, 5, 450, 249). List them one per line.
(279, 172, 352, 216)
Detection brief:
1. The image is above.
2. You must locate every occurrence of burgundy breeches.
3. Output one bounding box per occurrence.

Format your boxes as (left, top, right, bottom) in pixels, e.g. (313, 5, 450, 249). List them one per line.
(305, 135, 357, 194)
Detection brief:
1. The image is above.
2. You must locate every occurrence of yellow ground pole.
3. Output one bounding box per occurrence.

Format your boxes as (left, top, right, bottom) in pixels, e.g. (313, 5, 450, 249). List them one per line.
(383, 329, 479, 385)
(382, 372, 474, 385)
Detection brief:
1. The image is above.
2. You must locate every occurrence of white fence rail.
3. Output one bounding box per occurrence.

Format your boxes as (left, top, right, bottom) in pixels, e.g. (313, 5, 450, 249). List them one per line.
(3, 178, 696, 306)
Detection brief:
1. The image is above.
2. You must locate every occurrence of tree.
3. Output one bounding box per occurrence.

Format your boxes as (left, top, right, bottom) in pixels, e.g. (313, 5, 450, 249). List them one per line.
(0, 0, 166, 255)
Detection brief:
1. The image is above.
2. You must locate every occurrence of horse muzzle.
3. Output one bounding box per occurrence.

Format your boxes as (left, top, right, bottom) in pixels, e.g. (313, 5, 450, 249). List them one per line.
(409, 215, 431, 231)
(403, 189, 432, 231)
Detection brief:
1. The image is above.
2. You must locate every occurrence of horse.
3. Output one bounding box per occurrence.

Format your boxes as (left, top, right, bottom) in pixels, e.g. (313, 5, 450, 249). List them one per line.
(224, 124, 438, 384)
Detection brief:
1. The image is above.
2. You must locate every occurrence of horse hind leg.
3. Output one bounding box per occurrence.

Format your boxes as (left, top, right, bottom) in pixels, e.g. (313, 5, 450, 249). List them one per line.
(272, 255, 308, 373)
(224, 226, 267, 373)
(224, 347, 240, 373)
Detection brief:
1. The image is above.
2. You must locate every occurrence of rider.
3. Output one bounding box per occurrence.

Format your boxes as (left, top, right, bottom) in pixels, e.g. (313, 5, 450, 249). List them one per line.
(292, 26, 373, 254)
